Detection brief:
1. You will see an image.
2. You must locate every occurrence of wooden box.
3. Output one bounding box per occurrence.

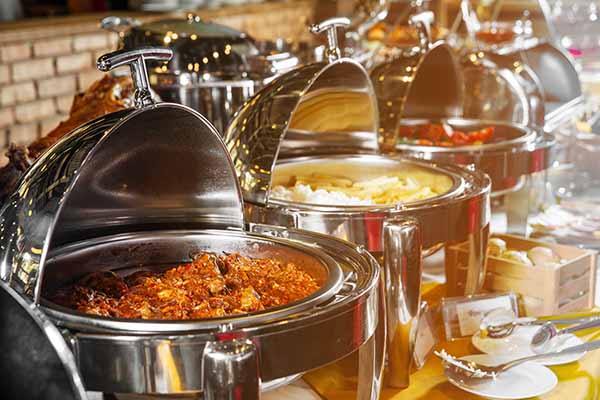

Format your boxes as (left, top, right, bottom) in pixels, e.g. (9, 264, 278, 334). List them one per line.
(446, 234, 597, 316)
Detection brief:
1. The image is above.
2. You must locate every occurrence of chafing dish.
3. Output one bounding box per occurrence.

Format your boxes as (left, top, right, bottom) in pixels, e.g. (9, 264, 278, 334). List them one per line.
(456, 1, 582, 130)
(102, 14, 300, 134)
(394, 118, 553, 192)
(0, 47, 383, 399)
(459, 48, 546, 128)
(369, 11, 464, 150)
(495, 38, 583, 132)
(365, 9, 555, 234)
(224, 18, 491, 389)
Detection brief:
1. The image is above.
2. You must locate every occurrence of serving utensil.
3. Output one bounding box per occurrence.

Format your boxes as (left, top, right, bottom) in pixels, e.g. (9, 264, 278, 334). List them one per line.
(480, 308, 600, 339)
(437, 339, 600, 379)
(531, 318, 600, 354)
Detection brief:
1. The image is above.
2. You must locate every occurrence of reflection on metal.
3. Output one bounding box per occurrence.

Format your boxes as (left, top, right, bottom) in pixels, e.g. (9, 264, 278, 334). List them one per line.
(225, 19, 491, 389)
(203, 339, 260, 400)
(0, 49, 245, 304)
(0, 280, 87, 400)
(225, 59, 378, 205)
(97, 47, 172, 109)
(101, 15, 300, 134)
(395, 118, 554, 193)
(408, 11, 434, 51)
(0, 47, 383, 398)
(370, 42, 463, 151)
(460, 50, 543, 127)
(310, 17, 350, 62)
(383, 217, 421, 388)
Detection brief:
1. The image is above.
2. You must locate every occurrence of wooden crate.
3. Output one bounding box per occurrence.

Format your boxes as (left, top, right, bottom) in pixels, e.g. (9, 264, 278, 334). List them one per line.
(446, 234, 597, 316)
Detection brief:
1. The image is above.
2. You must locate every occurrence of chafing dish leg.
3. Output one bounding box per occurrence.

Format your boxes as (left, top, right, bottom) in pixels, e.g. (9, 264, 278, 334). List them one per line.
(382, 217, 422, 388)
(463, 223, 490, 295)
(506, 176, 531, 236)
(203, 339, 260, 400)
(357, 276, 386, 400)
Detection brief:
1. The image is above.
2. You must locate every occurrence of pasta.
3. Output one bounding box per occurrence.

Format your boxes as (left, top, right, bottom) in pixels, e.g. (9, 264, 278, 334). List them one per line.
(272, 171, 452, 205)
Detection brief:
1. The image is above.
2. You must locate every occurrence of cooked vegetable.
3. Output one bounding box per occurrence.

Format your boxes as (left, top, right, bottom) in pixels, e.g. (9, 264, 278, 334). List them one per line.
(50, 252, 320, 320)
(398, 124, 495, 147)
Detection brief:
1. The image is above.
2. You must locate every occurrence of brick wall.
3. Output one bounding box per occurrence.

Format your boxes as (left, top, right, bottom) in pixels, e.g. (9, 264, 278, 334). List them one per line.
(0, 0, 315, 153)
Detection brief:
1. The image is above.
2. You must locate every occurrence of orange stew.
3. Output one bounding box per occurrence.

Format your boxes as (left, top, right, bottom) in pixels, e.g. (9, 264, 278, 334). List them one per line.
(398, 124, 495, 147)
(50, 252, 320, 320)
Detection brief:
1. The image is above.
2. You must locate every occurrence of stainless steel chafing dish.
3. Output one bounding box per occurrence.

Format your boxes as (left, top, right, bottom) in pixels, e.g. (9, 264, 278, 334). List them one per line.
(494, 38, 583, 132)
(224, 17, 491, 390)
(457, 1, 583, 131)
(370, 11, 464, 149)
(459, 47, 546, 128)
(0, 47, 383, 399)
(365, 10, 555, 235)
(102, 14, 300, 135)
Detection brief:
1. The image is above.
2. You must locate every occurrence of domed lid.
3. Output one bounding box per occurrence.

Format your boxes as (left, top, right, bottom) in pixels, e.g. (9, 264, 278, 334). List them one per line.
(0, 47, 244, 304)
(224, 18, 379, 206)
(370, 12, 464, 150)
(103, 14, 285, 80)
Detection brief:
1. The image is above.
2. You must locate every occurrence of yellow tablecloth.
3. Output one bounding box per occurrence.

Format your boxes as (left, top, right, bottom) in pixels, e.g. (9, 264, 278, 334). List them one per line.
(304, 284, 600, 399)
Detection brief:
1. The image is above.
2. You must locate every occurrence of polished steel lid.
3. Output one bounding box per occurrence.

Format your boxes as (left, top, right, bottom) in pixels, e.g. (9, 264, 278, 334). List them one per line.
(369, 12, 464, 151)
(103, 14, 293, 80)
(461, 49, 545, 128)
(224, 18, 379, 206)
(497, 39, 582, 130)
(0, 47, 243, 303)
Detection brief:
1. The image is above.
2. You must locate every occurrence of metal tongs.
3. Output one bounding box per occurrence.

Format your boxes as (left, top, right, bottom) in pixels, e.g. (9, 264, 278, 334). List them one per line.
(479, 308, 600, 339)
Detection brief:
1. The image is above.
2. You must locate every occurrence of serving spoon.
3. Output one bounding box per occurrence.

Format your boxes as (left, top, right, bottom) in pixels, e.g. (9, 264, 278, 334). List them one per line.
(437, 339, 600, 380)
(531, 318, 600, 354)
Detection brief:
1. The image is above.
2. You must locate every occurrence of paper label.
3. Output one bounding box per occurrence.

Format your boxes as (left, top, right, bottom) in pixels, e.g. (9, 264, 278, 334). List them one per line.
(413, 309, 436, 369)
(456, 296, 515, 337)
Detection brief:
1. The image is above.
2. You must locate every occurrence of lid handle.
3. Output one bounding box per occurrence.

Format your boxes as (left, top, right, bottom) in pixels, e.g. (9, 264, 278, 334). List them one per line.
(409, 11, 434, 51)
(309, 17, 350, 63)
(97, 47, 173, 108)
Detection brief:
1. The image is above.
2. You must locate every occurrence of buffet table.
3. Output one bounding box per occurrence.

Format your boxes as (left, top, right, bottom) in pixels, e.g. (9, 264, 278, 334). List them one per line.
(303, 283, 600, 400)
(1, 1, 599, 398)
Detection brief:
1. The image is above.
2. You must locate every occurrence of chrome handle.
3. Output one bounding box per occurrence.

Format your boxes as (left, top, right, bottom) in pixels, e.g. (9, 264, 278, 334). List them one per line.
(97, 47, 172, 109)
(202, 338, 260, 400)
(309, 17, 350, 63)
(460, 0, 479, 37)
(100, 16, 140, 33)
(409, 11, 434, 51)
(382, 216, 422, 388)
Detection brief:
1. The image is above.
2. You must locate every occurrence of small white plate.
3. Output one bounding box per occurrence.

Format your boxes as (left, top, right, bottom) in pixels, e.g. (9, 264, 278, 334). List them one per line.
(472, 325, 585, 365)
(445, 354, 558, 399)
